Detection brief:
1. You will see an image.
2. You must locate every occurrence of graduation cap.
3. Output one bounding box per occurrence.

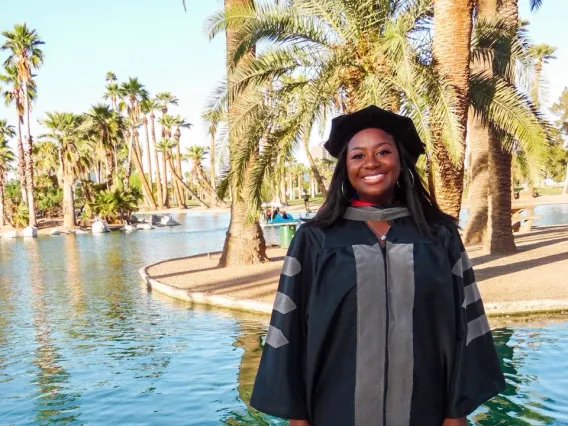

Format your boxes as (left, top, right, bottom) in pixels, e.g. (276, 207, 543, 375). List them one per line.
(324, 105, 426, 163)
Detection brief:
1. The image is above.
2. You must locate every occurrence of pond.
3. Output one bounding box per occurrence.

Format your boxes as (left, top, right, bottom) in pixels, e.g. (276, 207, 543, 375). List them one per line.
(1, 210, 567, 425)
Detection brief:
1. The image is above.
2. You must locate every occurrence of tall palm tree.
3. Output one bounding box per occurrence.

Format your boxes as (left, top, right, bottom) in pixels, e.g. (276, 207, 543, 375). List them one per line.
(481, 0, 544, 254)
(431, 0, 474, 216)
(156, 138, 208, 208)
(463, 0, 499, 245)
(0, 64, 36, 204)
(84, 104, 124, 187)
(157, 113, 178, 206)
(208, 0, 463, 266)
(0, 132, 15, 227)
(527, 43, 556, 109)
(140, 98, 155, 190)
(155, 92, 180, 206)
(185, 145, 227, 207)
(105, 71, 117, 83)
(39, 112, 92, 229)
(172, 115, 192, 208)
(104, 82, 121, 113)
(1, 23, 45, 227)
(118, 77, 149, 190)
(145, 98, 164, 208)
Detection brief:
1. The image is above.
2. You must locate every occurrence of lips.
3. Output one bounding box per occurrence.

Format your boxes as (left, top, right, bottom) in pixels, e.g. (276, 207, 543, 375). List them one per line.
(361, 173, 386, 183)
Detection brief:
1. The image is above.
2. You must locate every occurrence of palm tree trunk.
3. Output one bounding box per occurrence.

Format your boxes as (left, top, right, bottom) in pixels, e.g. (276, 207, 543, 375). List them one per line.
(280, 179, 287, 205)
(133, 142, 157, 209)
(23, 80, 37, 226)
(562, 166, 568, 195)
(105, 150, 114, 188)
(210, 133, 216, 190)
(288, 172, 293, 200)
(431, 0, 474, 217)
(304, 140, 327, 196)
(482, 0, 518, 254)
(150, 113, 164, 209)
(173, 140, 186, 208)
(0, 181, 5, 227)
(125, 130, 134, 188)
(463, 0, 497, 245)
(161, 151, 169, 207)
(143, 118, 153, 188)
(63, 172, 76, 229)
(167, 156, 209, 207)
(196, 167, 227, 207)
(484, 134, 516, 253)
(15, 115, 27, 203)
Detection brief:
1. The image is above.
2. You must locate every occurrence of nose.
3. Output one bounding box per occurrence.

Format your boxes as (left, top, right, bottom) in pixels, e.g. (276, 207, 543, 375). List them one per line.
(363, 153, 381, 168)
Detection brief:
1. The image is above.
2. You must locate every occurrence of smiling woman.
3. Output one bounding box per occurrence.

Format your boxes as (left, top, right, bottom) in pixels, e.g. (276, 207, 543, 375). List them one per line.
(249, 106, 506, 426)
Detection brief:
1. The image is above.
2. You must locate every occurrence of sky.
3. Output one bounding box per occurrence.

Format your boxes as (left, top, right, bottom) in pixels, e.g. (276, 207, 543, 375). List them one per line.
(0, 0, 567, 166)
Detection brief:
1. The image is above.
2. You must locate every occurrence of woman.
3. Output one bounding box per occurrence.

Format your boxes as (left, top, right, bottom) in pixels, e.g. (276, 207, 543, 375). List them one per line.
(250, 106, 505, 426)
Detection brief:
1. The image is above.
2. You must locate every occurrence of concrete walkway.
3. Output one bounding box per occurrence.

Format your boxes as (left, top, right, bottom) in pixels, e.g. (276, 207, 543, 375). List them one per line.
(140, 225, 568, 317)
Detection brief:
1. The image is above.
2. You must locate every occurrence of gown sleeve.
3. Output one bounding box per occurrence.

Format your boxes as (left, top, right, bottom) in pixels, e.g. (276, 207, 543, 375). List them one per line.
(250, 225, 319, 420)
(444, 225, 506, 419)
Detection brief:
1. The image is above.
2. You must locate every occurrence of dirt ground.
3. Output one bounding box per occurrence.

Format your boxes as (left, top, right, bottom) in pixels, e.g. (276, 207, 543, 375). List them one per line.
(147, 224, 568, 307)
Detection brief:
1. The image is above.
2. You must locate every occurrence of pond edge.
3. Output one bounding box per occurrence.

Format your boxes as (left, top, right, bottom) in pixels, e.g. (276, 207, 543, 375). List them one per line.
(139, 256, 568, 318)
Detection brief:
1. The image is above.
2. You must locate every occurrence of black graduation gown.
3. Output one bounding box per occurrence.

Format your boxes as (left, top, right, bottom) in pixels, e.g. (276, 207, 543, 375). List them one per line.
(250, 206, 506, 426)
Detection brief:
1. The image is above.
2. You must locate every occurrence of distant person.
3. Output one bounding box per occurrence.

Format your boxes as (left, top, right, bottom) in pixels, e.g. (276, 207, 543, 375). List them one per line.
(250, 105, 505, 426)
(303, 193, 310, 211)
(280, 210, 290, 220)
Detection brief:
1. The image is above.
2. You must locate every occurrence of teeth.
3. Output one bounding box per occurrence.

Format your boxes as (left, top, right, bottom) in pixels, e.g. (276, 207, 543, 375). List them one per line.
(363, 174, 384, 182)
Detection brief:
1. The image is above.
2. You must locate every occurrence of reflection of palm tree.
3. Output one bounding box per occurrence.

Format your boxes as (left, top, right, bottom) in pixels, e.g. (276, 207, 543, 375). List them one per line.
(222, 322, 279, 426)
(27, 240, 81, 423)
(470, 327, 555, 426)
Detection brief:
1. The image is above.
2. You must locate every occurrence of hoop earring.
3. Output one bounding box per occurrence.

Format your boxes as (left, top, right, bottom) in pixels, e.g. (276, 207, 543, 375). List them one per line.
(341, 181, 351, 202)
(408, 169, 415, 188)
(397, 169, 416, 189)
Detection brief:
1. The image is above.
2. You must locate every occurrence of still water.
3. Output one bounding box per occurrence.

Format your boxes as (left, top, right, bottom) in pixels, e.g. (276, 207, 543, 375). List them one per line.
(1, 211, 567, 425)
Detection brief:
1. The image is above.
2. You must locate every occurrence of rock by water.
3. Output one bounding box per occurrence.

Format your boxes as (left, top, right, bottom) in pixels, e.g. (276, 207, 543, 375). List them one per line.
(92, 221, 109, 234)
(22, 227, 38, 237)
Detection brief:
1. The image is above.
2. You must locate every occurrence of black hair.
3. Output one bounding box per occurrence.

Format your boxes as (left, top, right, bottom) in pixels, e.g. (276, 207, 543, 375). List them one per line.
(310, 139, 456, 239)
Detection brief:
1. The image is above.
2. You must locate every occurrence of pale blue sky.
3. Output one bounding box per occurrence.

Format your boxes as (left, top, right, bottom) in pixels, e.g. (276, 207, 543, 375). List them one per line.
(0, 0, 566, 162)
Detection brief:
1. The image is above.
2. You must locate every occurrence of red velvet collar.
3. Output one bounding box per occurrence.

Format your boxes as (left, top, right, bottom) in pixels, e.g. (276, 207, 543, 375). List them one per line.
(350, 200, 377, 207)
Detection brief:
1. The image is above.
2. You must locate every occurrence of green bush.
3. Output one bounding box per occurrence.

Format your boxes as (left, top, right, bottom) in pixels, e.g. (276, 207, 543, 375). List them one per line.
(85, 186, 142, 224)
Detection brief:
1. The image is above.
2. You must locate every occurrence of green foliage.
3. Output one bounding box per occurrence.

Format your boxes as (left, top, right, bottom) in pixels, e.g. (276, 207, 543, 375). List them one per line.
(36, 186, 63, 218)
(11, 203, 28, 228)
(85, 187, 142, 224)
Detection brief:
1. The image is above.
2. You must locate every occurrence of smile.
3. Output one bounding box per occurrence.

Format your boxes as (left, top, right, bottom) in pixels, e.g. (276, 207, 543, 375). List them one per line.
(361, 174, 386, 183)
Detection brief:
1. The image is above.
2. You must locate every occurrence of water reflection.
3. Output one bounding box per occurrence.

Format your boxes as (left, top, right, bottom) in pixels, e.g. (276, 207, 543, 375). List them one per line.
(28, 239, 82, 424)
(1, 212, 567, 425)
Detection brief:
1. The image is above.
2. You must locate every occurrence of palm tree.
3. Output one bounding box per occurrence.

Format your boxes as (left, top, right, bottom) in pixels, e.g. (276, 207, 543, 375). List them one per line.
(145, 98, 164, 208)
(104, 82, 121, 113)
(185, 145, 227, 207)
(118, 78, 151, 196)
(140, 98, 155, 190)
(155, 92, 179, 116)
(481, 0, 543, 254)
(105, 71, 117, 83)
(208, 0, 463, 266)
(0, 65, 36, 204)
(157, 113, 178, 206)
(431, 0, 474, 216)
(156, 138, 208, 208)
(0, 132, 15, 227)
(39, 112, 92, 229)
(32, 140, 59, 184)
(84, 104, 123, 187)
(527, 43, 556, 109)
(172, 115, 192, 208)
(1, 23, 45, 227)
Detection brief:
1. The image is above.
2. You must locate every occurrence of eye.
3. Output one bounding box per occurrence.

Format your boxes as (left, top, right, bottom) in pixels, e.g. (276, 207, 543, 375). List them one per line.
(377, 150, 391, 156)
(351, 153, 364, 159)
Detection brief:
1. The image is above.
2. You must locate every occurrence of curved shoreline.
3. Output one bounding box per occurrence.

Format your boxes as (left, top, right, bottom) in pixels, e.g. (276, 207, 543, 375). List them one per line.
(139, 255, 568, 318)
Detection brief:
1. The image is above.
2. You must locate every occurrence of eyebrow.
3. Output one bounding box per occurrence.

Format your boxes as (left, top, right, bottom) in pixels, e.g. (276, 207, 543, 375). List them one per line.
(349, 141, 393, 151)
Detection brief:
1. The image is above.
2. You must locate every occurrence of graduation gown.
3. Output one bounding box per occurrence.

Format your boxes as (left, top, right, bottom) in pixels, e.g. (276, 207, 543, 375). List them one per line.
(250, 206, 505, 426)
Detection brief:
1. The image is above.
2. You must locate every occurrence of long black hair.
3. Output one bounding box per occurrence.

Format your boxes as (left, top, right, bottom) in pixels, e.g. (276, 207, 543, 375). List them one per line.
(310, 140, 456, 239)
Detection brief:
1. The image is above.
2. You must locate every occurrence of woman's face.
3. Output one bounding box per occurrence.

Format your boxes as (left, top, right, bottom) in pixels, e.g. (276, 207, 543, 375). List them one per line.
(346, 128, 401, 204)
